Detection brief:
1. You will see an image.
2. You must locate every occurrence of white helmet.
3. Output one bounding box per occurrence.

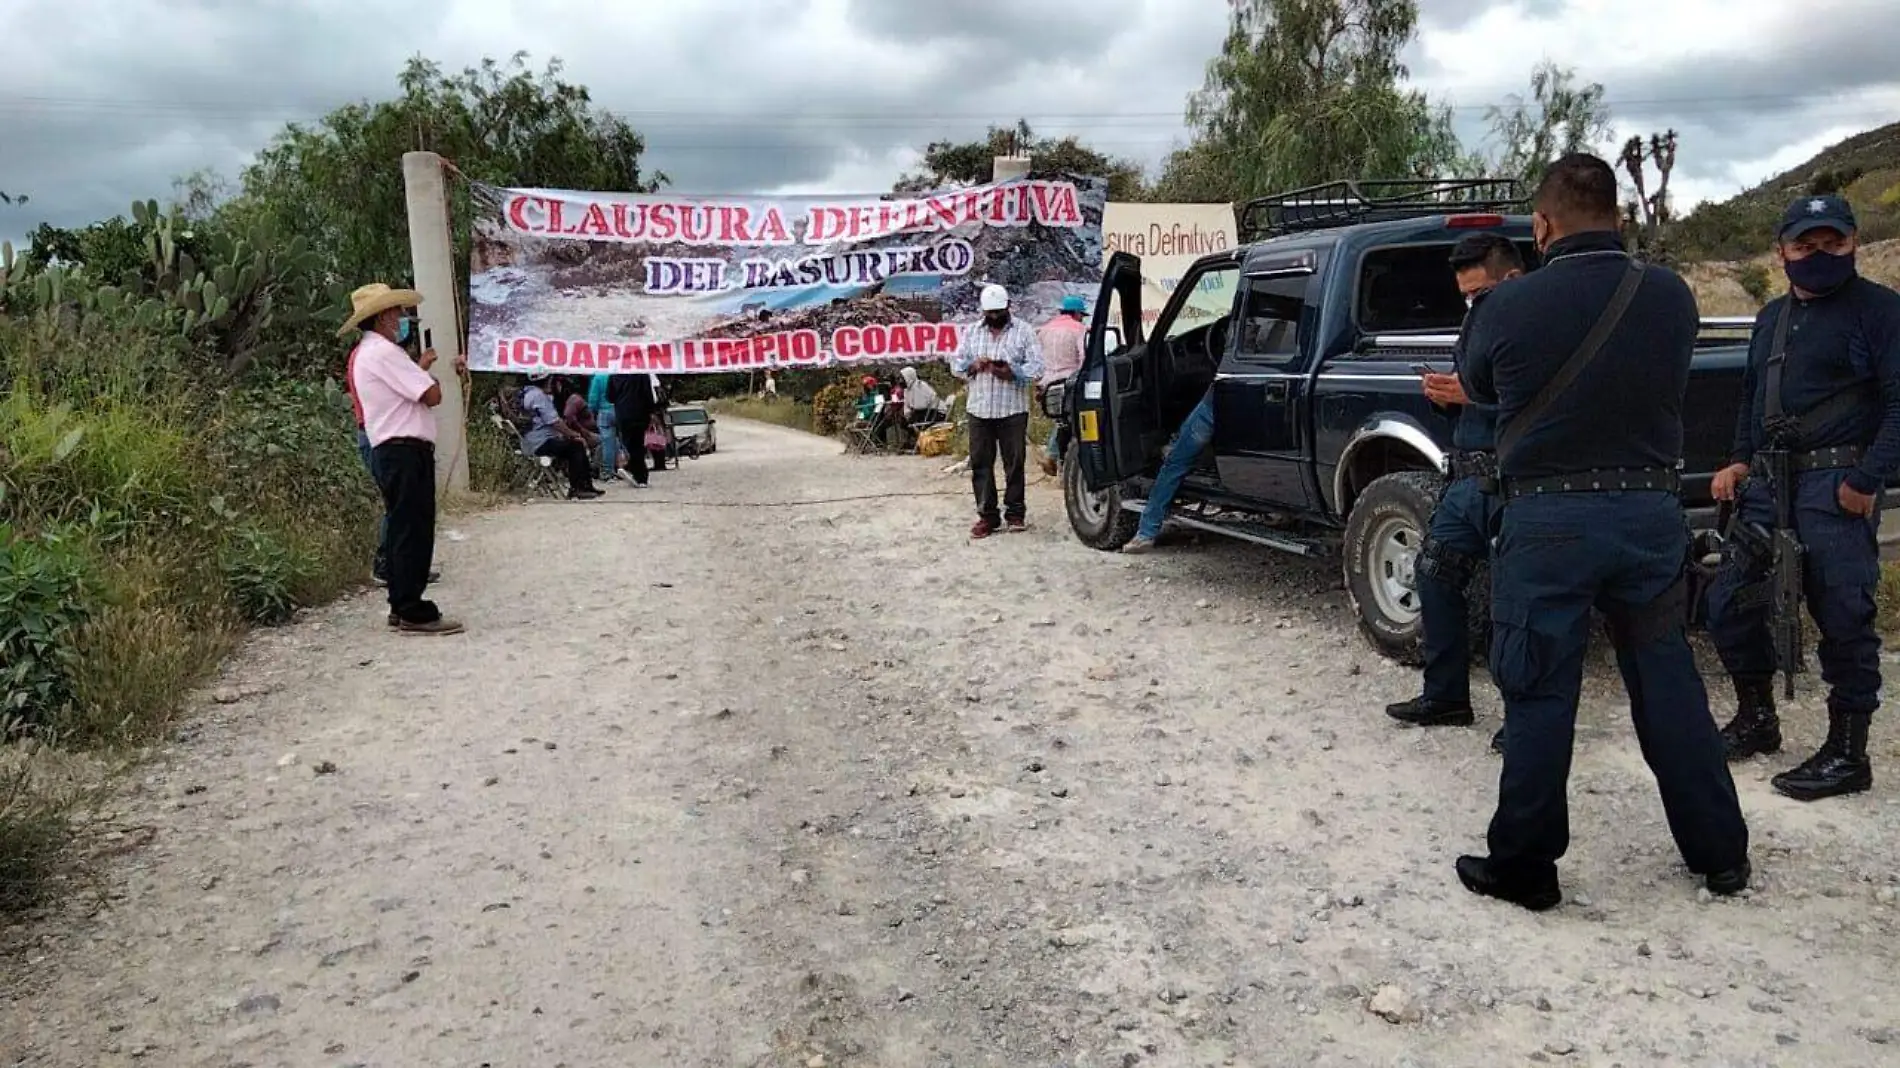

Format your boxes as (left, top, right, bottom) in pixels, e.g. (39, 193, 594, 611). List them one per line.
(979, 284, 1009, 311)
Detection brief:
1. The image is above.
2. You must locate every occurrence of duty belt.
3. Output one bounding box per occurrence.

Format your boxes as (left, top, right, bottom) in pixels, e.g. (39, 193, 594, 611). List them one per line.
(1501, 466, 1680, 500)
(1448, 450, 1497, 481)
(1786, 444, 1865, 474)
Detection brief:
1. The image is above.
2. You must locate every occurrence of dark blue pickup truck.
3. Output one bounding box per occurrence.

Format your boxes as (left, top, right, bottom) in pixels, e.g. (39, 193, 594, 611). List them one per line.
(1044, 180, 1755, 661)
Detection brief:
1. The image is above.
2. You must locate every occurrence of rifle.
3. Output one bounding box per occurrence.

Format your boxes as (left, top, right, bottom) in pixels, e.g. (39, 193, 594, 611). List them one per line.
(1756, 423, 1805, 700)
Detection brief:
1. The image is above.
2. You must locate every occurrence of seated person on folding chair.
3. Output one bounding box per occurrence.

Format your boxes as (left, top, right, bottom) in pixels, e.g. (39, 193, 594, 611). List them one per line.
(519, 372, 603, 499)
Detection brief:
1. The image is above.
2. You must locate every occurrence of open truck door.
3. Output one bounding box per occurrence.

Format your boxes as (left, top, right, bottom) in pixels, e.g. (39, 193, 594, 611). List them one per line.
(1073, 252, 1148, 492)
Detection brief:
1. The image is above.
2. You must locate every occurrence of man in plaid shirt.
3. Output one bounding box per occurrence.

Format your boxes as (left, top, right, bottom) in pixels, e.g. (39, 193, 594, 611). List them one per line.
(952, 283, 1044, 537)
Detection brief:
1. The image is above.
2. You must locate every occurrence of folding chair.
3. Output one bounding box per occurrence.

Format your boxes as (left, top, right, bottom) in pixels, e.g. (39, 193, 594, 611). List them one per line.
(488, 409, 561, 497)
(841, 420, 880, 455)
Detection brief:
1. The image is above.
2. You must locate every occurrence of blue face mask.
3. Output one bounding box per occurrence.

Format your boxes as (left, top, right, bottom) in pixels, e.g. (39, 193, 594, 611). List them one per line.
(395, 315, 414, 344)
(1785, 249, 1856, 295)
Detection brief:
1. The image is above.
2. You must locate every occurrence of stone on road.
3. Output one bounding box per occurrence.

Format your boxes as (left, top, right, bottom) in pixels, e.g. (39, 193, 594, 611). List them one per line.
(2, 418, 1897, 1067)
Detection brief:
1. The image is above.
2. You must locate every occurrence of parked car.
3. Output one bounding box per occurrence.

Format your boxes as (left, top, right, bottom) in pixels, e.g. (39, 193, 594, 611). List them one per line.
(1044, 178, 1760, 662)
(667, 404, 717, 455)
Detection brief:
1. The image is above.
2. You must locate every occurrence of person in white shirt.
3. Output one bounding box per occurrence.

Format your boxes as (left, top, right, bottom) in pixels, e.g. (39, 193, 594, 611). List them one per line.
(950, 284, 1044, 538)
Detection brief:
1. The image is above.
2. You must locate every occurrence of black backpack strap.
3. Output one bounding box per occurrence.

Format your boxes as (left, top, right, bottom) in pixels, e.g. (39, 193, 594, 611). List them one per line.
(1496, 257, 1647, 464)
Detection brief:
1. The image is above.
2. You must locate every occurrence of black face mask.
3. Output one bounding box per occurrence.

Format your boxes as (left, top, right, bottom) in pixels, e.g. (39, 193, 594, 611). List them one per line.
(1785, 249, 1856, 296)
(983, 311, 1010, 329)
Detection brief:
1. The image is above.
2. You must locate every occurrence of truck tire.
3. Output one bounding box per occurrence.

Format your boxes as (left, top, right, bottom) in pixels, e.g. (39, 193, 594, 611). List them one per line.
(1064, 441, 1139, 551)
(1343, 471, 1441, 665)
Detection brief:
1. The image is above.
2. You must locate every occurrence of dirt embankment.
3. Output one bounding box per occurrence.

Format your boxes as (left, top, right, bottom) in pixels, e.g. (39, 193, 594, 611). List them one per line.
(2, 418, 1896, 1067)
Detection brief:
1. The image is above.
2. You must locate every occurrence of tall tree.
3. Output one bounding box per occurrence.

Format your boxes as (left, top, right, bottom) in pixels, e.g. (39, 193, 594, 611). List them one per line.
(230, 53, 665, 297)
(1481, 62, 1612, 188)
(895, 120, 1148, 199)
(1158, 0, 1463, 203)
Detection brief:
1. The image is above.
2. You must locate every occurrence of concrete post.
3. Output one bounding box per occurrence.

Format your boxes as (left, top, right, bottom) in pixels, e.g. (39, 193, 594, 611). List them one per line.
(992, 155, 1031, 183)
(402, 151, 469, 495)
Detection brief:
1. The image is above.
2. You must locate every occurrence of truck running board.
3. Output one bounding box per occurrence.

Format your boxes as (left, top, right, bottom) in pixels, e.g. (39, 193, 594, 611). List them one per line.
(1122, 500, 1321, 557)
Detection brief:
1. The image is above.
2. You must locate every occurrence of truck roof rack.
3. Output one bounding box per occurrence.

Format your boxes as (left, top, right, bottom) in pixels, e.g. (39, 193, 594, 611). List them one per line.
(1238, 178, 1528, 242)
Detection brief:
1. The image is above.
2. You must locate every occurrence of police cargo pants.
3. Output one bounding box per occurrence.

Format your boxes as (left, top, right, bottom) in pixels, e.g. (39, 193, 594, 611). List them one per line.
(1486, 492, 1748, 877)
(1418, 475, 1495, 707)
(1705, 470, 1882, 715)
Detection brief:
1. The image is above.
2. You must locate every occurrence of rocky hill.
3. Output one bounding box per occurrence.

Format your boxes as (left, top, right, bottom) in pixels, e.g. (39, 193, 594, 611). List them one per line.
(1676, 120, 1900, 263)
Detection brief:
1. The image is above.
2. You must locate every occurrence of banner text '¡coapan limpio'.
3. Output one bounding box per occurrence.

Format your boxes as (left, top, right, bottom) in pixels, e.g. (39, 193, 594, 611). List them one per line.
(486, 324, 967, 373)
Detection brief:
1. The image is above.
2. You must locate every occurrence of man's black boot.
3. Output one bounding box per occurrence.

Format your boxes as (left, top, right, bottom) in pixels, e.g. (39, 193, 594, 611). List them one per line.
(1455, 855, 1561, 912)
(1718, 677, 1781, 762)
(1772, 705, 1873, 801)
(1385, 695, 1475, 727)
(1705, 858, 1751, 897)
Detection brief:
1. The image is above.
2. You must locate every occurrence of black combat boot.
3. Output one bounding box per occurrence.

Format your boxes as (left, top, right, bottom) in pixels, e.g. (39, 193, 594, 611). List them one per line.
(1718, 677, 1781, 762)
(1771, 705, 1873, 802)
(1385, 695, 1474, 727)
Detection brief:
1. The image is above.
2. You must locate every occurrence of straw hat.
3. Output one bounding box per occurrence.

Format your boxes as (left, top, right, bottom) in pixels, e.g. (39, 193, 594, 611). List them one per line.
(337, 283, 423, 337)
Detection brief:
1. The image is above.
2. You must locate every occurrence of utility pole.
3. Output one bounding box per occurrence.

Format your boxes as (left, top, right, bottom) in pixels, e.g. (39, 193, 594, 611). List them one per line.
(402, 151, 470, 494)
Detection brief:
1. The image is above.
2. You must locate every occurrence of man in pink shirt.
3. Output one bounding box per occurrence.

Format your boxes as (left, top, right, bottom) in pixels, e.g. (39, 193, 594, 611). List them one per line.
(1035, 294, 1089, 475)
(341, 283, 464, 635)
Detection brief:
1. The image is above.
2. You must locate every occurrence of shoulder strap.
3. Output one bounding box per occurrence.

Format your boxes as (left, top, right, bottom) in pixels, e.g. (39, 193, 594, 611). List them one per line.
(1496, 258, 1646, 464)
(1763, 300, 1793, 422)
(1761, 298, 1878, 446)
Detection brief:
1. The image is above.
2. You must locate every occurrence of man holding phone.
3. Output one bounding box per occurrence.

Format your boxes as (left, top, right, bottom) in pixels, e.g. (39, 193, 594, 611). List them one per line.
(952, 283, 1043, 538)
(342, 282, 465, 635)
(1385, 233, 1524, 747)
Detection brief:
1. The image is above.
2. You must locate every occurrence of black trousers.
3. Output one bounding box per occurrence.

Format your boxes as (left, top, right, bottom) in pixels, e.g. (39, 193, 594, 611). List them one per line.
(371, 438, 439, 623)
(968, 412, 1029, 524)
(535, 438, 597, 494)
(624, 435, 649, 484)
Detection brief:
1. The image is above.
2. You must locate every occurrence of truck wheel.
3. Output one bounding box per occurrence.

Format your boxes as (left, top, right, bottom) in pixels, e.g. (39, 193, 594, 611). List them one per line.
(1064, 441, 1138, 550)
(1343, 471, 1441, 665)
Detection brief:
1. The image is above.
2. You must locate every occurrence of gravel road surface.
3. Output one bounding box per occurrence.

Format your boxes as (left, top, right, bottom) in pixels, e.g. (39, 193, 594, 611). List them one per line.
(3, 417, 1897, 1067)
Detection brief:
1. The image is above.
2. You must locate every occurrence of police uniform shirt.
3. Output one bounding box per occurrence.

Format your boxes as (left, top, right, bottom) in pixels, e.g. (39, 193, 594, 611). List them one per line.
(1730, 275, 1900, 495)
(1447, 290, 1498, 453)
(1459, 231, 1698, 479)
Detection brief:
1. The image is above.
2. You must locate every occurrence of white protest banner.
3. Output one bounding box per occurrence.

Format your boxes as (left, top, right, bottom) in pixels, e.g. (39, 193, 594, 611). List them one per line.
(465, 176, 1108, 374)
(1100, 202, 1238, 334)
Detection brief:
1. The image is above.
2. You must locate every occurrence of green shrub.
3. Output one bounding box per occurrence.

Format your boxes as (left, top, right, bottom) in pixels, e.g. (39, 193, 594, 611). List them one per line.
(0, 526, 94, 730)
(219, 522, 318, 625)
(0, 389, 198, 537)
(1736, 262, 1774, 306)
(468, 409, 536, 494)
(811, 382, 860, 436)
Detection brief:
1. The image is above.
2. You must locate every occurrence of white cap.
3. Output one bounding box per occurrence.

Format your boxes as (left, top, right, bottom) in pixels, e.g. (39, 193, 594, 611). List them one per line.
(979, 284, 1009, 311)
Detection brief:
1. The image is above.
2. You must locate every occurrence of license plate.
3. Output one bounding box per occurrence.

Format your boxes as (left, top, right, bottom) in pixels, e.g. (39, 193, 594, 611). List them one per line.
(1078, 410, 1099, 442)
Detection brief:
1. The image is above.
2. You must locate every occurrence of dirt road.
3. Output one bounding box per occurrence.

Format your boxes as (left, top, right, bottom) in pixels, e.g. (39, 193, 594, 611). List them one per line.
(4, 418, 1898, 1067)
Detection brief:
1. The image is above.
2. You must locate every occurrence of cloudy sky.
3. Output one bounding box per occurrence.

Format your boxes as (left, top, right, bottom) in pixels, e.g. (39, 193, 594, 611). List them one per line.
(3, 0, 1898, 246)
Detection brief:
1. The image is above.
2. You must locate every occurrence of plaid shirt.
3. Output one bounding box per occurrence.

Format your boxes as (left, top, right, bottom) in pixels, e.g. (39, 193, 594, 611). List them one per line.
(951, 319, 1044, 419)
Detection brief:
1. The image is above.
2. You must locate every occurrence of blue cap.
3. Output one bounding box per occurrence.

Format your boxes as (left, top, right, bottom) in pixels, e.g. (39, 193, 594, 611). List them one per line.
(1779, 193, 1857, 241)
(1060, 295, 1087, 314)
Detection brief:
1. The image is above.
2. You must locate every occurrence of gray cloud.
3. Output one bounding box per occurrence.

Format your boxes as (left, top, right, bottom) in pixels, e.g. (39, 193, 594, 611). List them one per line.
(3, 0, 1898, 248)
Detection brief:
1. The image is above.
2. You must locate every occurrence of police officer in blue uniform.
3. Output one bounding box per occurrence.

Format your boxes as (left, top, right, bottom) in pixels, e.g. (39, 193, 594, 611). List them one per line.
(1705, 193, 1900, 801)
(1387, 233, 1522, 755)
(1455, 154, 1750, 910)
